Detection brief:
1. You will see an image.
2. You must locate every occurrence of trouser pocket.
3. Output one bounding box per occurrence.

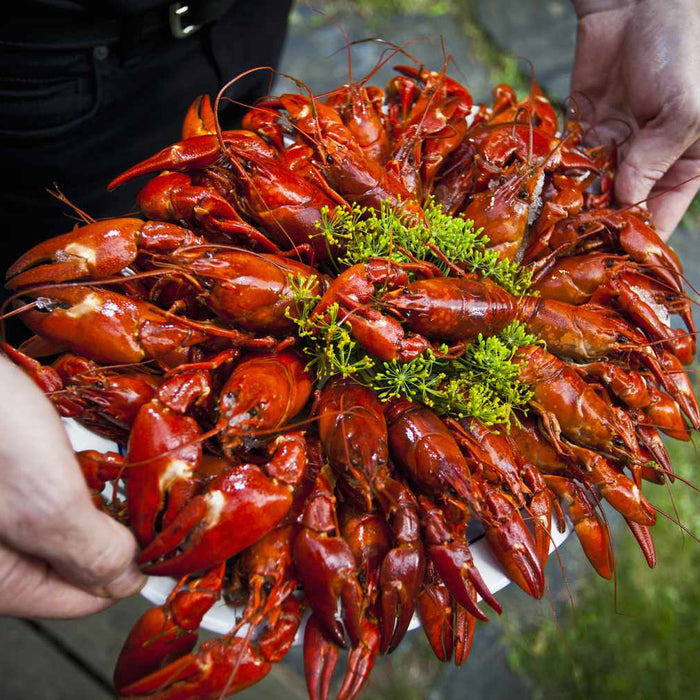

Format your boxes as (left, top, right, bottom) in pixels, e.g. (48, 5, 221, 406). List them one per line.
(0, 48, 102, 139)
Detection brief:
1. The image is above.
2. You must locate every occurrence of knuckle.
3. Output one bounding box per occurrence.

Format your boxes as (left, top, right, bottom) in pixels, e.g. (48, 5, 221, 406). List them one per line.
(659, 94, 700, 134)
(622, 158, 665, 183)
(77, 526, 132, 583)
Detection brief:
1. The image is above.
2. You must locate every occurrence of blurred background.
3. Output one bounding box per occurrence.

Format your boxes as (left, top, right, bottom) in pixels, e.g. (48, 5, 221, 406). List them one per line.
(2, 1, 698, 698)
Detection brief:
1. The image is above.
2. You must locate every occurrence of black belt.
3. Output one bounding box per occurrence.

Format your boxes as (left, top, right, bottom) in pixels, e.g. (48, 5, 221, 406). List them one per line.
(0, 1, 237, 51)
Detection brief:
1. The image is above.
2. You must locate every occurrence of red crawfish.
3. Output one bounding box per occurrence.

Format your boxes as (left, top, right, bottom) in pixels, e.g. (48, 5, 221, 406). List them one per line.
(167, 247, 323, 336)
(9, 284, 274, 367)
(117, 594, 304, 700)
(507, 416, 655, 527)
(5, 218, 203, 289)
(109, 125, 342, 262)
(326, 82, 391, 165)
(311, 259, 432, 362)
(294, 469, 366, 649)
(304, 504, 387, 700)
(138, 431, 308, 577)
(215, 350, 313, 456)
(380, 275, 700, 428)
(513, 345, 646, 469)
(317, 378, 425, 653)
(462, 162, 545, 262)
(0, 344, 160, 442)
(385, 396, 543, 601)
(531, 252, 696, 364)
(6, 217, 326, 338)
(113, 564, 226, 693)
(449, 417, 555, 572)
(257, 92, 425, 222)
(417, 561, 475, 666)
(522, 207, 686, 296)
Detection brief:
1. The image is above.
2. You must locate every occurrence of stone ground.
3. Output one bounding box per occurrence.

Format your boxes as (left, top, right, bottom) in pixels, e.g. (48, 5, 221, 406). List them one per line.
(1, 1, 698, 698)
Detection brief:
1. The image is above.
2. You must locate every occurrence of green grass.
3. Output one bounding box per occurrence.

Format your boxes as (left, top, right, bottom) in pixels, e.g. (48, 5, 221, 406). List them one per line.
(680, 195, 700, 232)
(300, 0, 452, 17)
(505, 439, 700, 700)
(294, 0, 530, 95)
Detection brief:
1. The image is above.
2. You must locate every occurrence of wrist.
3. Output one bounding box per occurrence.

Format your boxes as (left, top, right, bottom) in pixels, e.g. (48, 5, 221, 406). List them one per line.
(571, 0, 638, 19)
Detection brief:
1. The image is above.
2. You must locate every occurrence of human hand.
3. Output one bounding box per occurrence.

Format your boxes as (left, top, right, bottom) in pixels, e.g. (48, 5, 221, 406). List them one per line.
(571, 0, 700, 240)
(0, 354, 146, 618)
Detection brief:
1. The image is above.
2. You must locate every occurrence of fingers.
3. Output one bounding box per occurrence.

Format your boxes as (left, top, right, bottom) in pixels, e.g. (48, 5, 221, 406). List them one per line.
(615, 104, 700, 237)
(0, 356, 146, 603)
(20, 506, 147, 600)
(645, 147, 700, 241)
(0, 541, 116, 618)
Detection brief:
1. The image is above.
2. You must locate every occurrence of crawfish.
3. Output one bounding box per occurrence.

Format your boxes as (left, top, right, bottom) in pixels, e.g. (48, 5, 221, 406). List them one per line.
(385, 397, 543, 600)
(387, 63, 473, 198)
(294, 468, 366, 649)
(114, 564, 226, 693)
(11, 285, 270, 367)
(168, 247, 324, 335)
(138, 431, 307, 576)
(215, 350, 313, 456)
(260, 92, 425, 222)
(417, 561, 475, 665)
(448, 417, 555, 571)
(462, 161, 544, 261)
(381, 275, 698, 426)
(317, 378, 425, 652)
(1, 344, 160, 442)
(311, 259, 431, 362)
(523, 207, 685, 296)
(326, 82, 391, 165)
(304, 503, 387, 700)
(5, 218, 203, 289)
(117, 594, 304, 700)
(531, 252, 696, 364)
(514, 345, 643, 460)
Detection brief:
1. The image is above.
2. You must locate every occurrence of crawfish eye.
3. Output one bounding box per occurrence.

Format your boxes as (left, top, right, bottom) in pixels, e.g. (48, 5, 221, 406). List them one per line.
(94, 380, 105, 390)
(248, 406, 259, 417)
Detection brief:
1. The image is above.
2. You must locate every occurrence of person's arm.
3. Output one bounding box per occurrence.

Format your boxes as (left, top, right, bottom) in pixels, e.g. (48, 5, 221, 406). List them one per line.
(0, 355, 145, 618)
(571, 0, 700, 239)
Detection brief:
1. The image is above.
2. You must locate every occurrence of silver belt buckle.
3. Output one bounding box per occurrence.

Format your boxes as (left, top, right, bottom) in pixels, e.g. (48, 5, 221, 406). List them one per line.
(169, 2, 202, 39)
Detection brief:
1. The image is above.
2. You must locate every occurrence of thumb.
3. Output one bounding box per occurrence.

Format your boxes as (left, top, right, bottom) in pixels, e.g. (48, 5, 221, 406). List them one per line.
(29, 502, 147, 600)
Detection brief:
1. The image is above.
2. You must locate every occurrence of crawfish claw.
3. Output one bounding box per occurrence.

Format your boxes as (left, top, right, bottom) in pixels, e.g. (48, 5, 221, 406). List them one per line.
(428, 543, 502, 619)
(378, 544, 425, 653)
(304, 614, 339, 700)
(338, 618, 381, 700)
(138, 462, 293, 577)
(294, 528, 365, 648)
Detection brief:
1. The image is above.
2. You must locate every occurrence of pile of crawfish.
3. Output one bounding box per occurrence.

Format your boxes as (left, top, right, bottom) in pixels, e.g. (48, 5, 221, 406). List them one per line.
(2, 58, 698, 700)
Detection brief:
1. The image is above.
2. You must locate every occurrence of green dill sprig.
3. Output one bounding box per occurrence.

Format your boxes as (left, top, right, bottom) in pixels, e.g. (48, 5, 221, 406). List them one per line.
(287, 259, 536, 425)
(372, 349, 447, 405)
(369, 323, 535, 426)
(314, 198, 534, 296)
(285, 274, 374, 380)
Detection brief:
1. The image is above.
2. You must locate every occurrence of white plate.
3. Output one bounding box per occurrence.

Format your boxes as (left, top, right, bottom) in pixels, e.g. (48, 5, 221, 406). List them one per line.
(64, 417, 572, 640)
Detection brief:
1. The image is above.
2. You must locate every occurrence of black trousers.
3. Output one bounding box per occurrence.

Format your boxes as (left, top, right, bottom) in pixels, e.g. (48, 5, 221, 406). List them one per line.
(0, 1, 293, 275)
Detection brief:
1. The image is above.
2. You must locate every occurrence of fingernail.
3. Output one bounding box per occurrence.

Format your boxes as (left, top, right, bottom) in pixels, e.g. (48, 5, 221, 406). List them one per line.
(96, 566, 148, 600)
